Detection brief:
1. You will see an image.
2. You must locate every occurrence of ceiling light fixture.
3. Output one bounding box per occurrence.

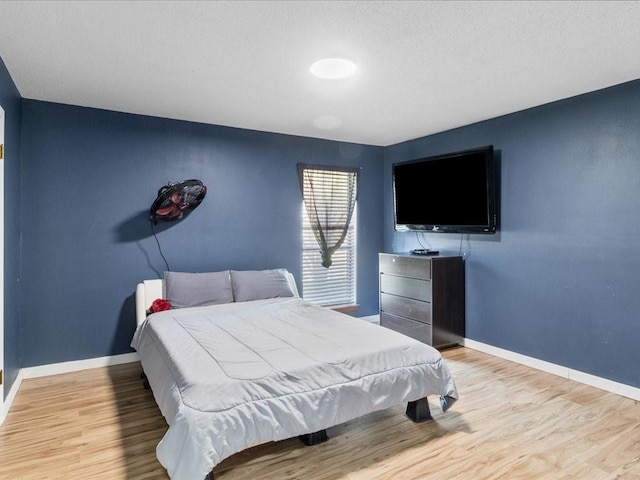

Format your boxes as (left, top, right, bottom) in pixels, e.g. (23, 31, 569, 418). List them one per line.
(313, 115, 343, 130)
(310, 58, 356, 79)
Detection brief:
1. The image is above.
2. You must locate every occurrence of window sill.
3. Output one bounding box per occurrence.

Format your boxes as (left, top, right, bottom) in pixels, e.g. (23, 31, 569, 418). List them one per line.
(330, 304, 360, 314)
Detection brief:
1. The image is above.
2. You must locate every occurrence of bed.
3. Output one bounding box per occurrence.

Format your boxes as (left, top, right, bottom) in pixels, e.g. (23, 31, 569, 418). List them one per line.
(131, 268, 458, 480)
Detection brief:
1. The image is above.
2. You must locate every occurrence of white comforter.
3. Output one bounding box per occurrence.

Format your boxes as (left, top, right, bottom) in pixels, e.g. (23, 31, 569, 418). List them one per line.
(131, 297, 458, 480)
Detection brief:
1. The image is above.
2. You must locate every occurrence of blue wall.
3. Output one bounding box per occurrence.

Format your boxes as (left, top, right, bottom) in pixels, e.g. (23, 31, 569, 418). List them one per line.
(6, 51, 640, 392)
(384, 79, 640, 389)
(20, 101, 383, 367)
(0, 56, 23, 400)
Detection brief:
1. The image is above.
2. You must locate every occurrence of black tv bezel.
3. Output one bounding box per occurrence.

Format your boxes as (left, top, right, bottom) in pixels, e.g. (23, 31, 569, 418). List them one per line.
(392, 145, 497, 234)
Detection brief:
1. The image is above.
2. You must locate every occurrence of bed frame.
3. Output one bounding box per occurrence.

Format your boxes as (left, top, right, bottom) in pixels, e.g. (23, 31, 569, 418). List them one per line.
(135, 274, 435, 480)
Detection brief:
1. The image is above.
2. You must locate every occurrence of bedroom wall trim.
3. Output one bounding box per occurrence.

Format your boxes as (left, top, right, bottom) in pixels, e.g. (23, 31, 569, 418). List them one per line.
(21, 352, 139, 379)
(5, 336, 638, 426)
(0, 369, 22, 425)
(463, 339, 640, 401)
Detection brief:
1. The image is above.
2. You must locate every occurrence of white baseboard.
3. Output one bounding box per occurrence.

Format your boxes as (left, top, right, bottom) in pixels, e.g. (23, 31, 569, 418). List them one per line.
(0, 369, 23, 426)
(2, 352, 139, 424)
(22, 352, 140, 379)
(360, 314, 380, 324)
(463, 338, 640, 402)
(6, 339, 638, 425)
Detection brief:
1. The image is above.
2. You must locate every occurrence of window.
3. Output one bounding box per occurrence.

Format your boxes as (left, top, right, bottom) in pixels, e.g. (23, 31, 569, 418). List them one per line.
(298, 165, 358, 308)
(302, 206, 357, 307)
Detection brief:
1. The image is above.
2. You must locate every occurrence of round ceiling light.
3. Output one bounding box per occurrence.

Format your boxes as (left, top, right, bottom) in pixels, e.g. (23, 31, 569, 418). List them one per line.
(313, 115, 342, 130)
(310, 58, 356, 79)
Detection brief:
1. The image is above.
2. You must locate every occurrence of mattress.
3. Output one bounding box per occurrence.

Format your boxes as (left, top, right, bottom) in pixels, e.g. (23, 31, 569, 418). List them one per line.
(131, 297, 458, 480)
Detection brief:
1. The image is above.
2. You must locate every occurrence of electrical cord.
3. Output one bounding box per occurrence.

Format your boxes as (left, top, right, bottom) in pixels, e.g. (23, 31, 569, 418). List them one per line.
(151, 222, 170, 272)
(415, 231, 431, 250)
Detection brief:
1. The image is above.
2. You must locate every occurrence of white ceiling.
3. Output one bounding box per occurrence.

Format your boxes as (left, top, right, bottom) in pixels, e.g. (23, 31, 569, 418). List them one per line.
(1, 1, 639, 147)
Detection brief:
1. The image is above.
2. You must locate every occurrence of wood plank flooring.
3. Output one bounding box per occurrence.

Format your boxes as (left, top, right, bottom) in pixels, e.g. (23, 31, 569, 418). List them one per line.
(1, 347, 639, 479)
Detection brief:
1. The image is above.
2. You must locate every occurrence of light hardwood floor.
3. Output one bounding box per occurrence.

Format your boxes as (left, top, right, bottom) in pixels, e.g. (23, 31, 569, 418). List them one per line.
(1, 347, 639, 479)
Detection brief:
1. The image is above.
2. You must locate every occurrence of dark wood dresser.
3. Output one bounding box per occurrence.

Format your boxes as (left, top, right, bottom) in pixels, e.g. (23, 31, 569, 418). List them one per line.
(379, 253, 465, 349)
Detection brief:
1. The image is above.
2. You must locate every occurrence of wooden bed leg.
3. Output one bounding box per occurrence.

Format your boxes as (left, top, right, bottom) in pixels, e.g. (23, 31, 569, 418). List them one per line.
(298, 429, 328, 446)
(406, 397, 432, 423)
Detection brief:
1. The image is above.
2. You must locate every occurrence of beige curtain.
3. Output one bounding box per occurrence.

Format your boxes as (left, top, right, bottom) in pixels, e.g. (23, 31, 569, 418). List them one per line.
(297, 164, 359, 268)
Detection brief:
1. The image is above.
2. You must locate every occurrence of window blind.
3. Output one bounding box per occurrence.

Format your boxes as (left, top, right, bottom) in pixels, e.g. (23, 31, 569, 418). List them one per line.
(302, 206, 357, 306)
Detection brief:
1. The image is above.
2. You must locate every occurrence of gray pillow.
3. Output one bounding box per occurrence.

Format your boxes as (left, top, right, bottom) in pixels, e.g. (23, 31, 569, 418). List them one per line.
(231, 269, 294, 302)
(164, 270, 233, 309)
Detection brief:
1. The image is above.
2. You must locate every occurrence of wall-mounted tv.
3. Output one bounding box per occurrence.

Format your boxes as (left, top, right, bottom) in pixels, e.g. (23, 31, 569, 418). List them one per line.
(393, 145, 497, 234)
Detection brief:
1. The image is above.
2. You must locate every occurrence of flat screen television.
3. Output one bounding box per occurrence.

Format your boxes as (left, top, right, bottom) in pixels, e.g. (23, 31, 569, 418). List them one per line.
(393, 145, 497, 234)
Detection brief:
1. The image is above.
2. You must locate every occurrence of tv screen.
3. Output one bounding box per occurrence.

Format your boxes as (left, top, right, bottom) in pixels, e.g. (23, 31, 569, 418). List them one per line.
(393, 146, 496, 234)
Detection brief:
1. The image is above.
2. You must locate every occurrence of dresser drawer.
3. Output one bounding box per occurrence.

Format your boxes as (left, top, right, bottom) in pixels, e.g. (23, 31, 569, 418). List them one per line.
(380, 292, 431, 323)
(381, 312, 432, 344)
(380, 274, 431, 302)
(379, 254, 431, 280)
